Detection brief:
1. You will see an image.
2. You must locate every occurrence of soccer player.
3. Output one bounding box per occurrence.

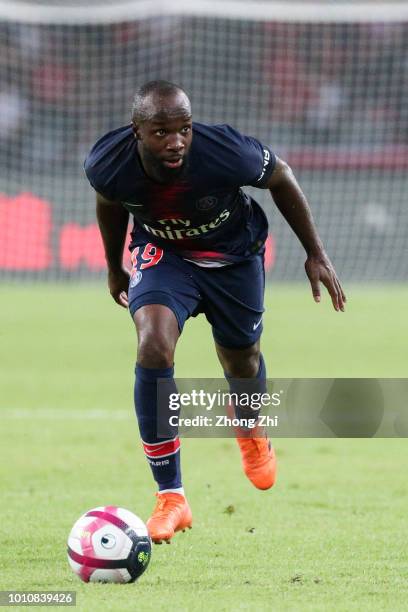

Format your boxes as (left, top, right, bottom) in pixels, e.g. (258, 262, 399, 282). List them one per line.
(84, 81, 345, 544)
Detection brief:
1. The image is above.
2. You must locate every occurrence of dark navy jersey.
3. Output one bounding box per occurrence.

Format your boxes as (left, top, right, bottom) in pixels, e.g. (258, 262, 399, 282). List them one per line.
(84, 122, 276, 266)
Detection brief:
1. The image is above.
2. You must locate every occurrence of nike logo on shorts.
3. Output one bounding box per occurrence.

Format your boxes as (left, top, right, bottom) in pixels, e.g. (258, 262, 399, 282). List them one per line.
(253, 317, 262, 331)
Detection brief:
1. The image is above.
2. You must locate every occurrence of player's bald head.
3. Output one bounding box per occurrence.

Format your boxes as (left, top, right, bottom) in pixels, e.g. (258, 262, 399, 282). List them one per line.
(132, 80, 191, 124)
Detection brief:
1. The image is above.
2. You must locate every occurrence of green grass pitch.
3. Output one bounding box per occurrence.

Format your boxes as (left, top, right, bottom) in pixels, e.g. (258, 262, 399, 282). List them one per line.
(1, 284, 407, 611)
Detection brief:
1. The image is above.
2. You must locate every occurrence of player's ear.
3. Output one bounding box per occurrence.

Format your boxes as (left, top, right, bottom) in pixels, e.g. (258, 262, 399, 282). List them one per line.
(132, 121, 142, 141)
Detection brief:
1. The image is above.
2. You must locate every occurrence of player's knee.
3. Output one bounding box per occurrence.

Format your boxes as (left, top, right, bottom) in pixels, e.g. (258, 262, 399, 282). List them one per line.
(222, 345, 261, 378)
(137, 334, 175, 369)
(227, 357, 259, 378)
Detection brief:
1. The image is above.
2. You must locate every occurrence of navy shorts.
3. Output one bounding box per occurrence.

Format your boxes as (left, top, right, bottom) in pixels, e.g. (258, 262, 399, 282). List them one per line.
(128, 242, 265, 349)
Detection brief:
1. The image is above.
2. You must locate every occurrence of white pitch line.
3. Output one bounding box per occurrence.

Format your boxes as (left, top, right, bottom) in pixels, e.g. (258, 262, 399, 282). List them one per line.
(1, 409, 133, 420)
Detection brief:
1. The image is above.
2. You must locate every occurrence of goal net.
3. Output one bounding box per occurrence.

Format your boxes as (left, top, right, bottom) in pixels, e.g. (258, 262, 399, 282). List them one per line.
(0, 1, 407, 280)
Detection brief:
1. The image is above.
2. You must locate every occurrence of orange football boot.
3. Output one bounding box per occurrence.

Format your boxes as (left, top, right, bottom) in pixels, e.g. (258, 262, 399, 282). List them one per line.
(236, 426, 277, 490)
(147, 492, 192, 544)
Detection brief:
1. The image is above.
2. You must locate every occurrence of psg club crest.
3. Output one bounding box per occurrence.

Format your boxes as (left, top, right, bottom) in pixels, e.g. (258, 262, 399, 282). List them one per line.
(196, 196, 218, 211)
(130, 270, 143, 288)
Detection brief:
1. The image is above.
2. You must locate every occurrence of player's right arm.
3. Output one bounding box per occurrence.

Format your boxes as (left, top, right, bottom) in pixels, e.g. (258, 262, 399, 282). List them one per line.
(96, 192, 130, 308)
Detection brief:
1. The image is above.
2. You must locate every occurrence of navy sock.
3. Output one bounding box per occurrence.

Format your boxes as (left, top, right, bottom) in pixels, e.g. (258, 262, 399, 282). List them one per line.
(225, 354, 267, 427)
(134, 364, 182, 490)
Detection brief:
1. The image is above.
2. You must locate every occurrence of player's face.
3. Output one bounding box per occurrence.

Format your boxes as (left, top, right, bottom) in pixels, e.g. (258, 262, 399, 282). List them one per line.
(133, 94, 193, 183)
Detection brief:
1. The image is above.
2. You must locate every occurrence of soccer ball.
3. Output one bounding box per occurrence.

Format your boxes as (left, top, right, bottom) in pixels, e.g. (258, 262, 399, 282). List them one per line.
(67, 506, 151, 583)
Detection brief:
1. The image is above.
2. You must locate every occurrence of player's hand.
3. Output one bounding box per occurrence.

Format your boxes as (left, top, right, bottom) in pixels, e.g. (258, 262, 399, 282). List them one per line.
(108, 267, 130, 308)
(305, 253, 346, 312)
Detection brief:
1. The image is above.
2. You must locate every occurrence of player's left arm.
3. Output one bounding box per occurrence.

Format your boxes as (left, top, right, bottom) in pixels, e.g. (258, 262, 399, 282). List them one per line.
(266, 157, 346, 312)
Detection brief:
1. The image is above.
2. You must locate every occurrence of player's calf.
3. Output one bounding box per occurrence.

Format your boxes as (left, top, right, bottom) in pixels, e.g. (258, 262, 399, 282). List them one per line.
(222, 352, 277, 490)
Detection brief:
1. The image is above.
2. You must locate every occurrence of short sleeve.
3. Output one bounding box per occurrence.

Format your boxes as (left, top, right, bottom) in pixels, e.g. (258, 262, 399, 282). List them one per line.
(213, 125, 276, 189)
(239, 137, 276, 188)
(84, 148, 117, 201)
(84, 150, 115, 200)
(83, 125, 134, 201)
